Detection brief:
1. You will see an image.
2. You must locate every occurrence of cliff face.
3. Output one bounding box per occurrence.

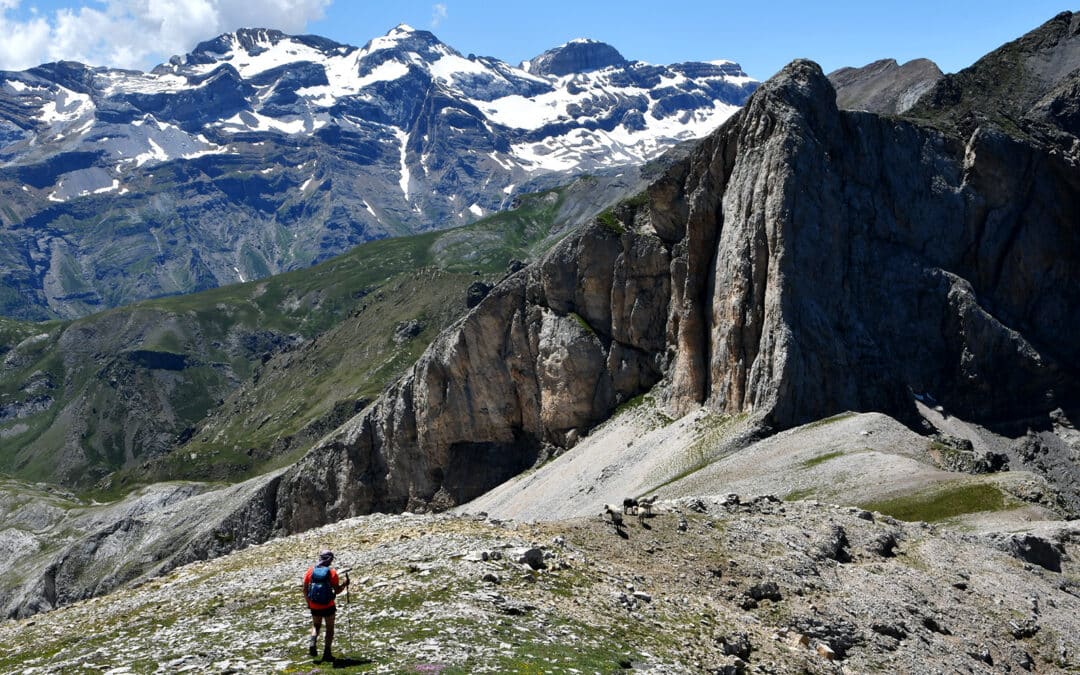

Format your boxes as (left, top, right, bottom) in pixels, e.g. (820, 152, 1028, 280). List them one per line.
(267, 59, 1078, 528)
(662, 60, 1077, 430)
(272, 217, 672, 530)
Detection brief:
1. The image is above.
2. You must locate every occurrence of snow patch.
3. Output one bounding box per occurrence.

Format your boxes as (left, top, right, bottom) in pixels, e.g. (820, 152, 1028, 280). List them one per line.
(395, 128, 411, 200)
(234, 266, 247, 283)
(468, 204, 483, 217)
(91, 179, 120, 195)
(39, 88, 94, 124)
(134, 138, 168, 167)
(219, 111, 309, 134)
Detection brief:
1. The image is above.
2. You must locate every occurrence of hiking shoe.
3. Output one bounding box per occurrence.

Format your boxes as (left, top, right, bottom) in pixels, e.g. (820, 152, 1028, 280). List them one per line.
(307, 636, 317, 657)
(322, 651, 335, 663)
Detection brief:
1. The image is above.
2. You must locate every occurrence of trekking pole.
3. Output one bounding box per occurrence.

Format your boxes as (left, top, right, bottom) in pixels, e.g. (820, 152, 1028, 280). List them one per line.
(342, 567, 352, 646)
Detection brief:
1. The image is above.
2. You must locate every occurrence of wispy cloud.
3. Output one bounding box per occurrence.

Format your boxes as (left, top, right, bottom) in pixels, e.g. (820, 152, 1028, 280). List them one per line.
(0, 0, 332, 71)
(430, 3, 447, 29)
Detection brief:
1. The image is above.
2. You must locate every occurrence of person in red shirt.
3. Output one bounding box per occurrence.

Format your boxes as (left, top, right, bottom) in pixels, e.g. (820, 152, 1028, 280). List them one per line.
(302, 548, 349, 662)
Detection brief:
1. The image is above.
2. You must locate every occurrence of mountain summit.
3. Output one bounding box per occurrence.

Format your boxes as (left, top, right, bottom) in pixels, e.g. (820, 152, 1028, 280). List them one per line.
(523, 39, 629, 76)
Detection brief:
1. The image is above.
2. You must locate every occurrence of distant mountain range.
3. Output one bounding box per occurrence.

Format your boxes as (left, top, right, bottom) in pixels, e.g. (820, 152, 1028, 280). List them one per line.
(0, 25, 757, 319)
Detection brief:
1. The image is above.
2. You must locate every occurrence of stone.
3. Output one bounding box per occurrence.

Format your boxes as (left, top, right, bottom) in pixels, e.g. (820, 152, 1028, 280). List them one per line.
(719, 632, 751, 659)
(866, 531, 899, 558)
(989, 533, 1064, 573)
(511, 547, 546, 570)
(786, 632, 809, 649)
(748, 582, 782, 602)
(465, 281, 493, 309)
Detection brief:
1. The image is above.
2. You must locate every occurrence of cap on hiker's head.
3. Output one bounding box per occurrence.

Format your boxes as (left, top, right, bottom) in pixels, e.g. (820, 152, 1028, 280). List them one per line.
(318, 549, 334, 566)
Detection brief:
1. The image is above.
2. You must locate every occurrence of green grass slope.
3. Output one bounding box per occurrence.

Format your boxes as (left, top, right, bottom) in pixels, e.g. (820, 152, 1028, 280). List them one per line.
(0, 185, 588, 494)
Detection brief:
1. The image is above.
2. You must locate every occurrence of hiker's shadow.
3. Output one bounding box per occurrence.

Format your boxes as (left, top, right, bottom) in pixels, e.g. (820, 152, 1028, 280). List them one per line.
(333, 656, 373, 668)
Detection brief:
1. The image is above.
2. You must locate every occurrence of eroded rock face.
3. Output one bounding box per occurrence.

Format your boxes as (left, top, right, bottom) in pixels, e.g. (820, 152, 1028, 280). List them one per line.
(657, 59, 1078, 430)
(272, 219, 671, 529)
(828, 58, 943, 114)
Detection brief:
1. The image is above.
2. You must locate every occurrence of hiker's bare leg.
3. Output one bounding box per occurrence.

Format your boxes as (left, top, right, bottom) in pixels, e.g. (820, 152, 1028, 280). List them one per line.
(324, 615, 335, 654)
(310, 614, 322, 638)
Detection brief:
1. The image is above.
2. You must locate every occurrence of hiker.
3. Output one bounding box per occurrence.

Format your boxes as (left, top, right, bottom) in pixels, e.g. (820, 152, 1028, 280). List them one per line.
(302, 548, 350, 661)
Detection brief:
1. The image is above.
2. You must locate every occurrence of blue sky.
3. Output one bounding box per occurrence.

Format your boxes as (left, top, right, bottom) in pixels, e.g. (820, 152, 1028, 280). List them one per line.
(0, 1, 1072, 79)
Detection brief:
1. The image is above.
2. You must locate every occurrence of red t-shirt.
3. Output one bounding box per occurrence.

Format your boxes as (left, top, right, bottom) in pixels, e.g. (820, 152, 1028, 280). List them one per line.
(304, 566, 340, 610)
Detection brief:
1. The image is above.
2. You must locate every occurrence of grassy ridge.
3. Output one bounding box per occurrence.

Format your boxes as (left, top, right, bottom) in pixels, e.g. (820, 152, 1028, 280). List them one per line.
(0, 187, 571, 493)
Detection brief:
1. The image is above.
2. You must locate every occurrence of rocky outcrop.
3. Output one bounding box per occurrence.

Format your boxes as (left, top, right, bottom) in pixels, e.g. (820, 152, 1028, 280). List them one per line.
(908, 11, 1080, 144)
(659, 60, 1078, 429)
(272, 214, 671, 529)
(828, 58, 942, 114)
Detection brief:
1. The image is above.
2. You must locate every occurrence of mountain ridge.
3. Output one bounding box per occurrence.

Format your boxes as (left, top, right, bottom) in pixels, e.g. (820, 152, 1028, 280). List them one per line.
(0, 24, 757, 320)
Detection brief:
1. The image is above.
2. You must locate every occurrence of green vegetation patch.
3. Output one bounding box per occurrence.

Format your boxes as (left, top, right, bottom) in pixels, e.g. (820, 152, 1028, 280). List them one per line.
(801, 411, 857, 430)
(784, 487, 816, 502)
(596, 209, 625, 235)
(860, 482, 1015, 523)
(801, 449, 845, 469)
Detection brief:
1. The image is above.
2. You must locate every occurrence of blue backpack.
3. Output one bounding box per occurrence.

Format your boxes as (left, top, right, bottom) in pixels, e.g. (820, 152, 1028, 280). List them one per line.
(307, 566, 334, 604)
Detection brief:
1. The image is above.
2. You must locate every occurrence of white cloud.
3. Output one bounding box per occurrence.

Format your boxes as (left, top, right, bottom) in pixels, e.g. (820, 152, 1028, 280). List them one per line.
(430, 3, 447, 29)
(0, 0, 331, 71)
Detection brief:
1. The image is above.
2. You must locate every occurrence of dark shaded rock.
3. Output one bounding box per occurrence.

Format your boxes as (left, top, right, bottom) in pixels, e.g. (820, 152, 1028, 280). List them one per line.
(922, 615, 952, 635)
(870, 621, 908, 640)
(466, 281, 492, 308)
(719, 632, 751, 659)
(989, 533, 1064, 572)
(866, 531, 899, 558)
(787, 615, 861, 658)
(747, 581, 781, 602)
(812, 525, 852, 563)
(393, 319, 423, 343)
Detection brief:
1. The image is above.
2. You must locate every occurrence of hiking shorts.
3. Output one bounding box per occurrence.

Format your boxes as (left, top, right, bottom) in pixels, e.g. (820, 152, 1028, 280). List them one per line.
(309, 605, 337, 617)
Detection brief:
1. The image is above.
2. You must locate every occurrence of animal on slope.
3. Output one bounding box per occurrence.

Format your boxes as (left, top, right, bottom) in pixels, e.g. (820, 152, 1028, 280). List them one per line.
(603, 504, 624, 531)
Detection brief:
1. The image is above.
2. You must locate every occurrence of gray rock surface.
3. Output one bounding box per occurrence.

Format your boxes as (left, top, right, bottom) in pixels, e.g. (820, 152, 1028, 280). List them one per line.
(828, 58, 942, 114)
